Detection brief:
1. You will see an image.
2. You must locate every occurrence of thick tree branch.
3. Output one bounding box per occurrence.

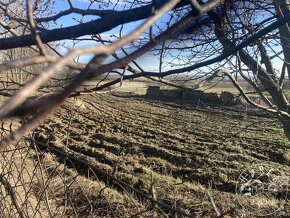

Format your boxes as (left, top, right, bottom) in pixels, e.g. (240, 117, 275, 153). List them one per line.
(0, 0, 189, 50)
(1, 8, 115, 23)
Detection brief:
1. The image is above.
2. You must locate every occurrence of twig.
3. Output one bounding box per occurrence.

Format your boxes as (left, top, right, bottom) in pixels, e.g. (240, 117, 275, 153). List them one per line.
(26, 0, 47, 56)
(0, 173, 25, 218)
(206, 190, 220, 217)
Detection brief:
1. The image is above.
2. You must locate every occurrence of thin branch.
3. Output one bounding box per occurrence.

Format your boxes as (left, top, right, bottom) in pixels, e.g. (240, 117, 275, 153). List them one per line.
(206, 191, 220, 217)
(0, 173, 25, 218)
(67, 0, 73, 8)
(279, 62, 286, 87)
(26, 0, 47, 56)
(221, 69, 290, 118)
(236, 53, 273, 108)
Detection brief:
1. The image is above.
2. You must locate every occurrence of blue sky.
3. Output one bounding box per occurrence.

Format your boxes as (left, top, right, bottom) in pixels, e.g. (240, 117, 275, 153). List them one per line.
(51, 0, 164, 71)
(50, 0, 284, 76)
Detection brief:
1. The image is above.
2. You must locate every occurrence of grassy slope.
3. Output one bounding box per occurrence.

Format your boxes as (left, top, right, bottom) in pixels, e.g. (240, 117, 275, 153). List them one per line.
(34, 92, 289, 217)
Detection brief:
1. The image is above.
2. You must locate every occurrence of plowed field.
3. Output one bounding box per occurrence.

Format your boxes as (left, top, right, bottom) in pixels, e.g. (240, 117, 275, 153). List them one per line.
(34, 92, 289, 217)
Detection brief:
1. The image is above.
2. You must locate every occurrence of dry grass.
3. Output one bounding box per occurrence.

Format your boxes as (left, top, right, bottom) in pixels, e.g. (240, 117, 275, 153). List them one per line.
(32, 92, 289, 216)
(0, 87, 289, 217)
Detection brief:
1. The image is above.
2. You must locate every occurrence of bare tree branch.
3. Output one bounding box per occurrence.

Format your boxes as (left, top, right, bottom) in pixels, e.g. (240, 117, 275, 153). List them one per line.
(26, 0, 47, 56)
(221, 69, 290, 118)
(0, 0, 190, 50)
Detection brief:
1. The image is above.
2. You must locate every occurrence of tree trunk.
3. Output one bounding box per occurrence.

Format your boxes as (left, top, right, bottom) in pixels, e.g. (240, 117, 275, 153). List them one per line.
(208, 9, 290, 140)
(274, 0, 290, 80)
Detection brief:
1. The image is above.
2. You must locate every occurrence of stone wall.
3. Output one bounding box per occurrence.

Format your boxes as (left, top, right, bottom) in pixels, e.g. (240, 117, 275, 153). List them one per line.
(201, 92, 219, 102)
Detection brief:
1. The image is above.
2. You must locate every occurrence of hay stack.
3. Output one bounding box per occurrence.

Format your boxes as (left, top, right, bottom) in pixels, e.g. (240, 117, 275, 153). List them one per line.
(220, 91, 235, 104)
(182, 89, 202, 99)
(159, 89, 182, 98)
(146, 86, 160, 97)
(201, 92, 220, 102)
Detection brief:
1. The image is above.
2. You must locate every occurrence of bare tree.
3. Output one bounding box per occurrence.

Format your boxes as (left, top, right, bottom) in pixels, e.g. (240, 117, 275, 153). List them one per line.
(0, 1, 289, 217)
